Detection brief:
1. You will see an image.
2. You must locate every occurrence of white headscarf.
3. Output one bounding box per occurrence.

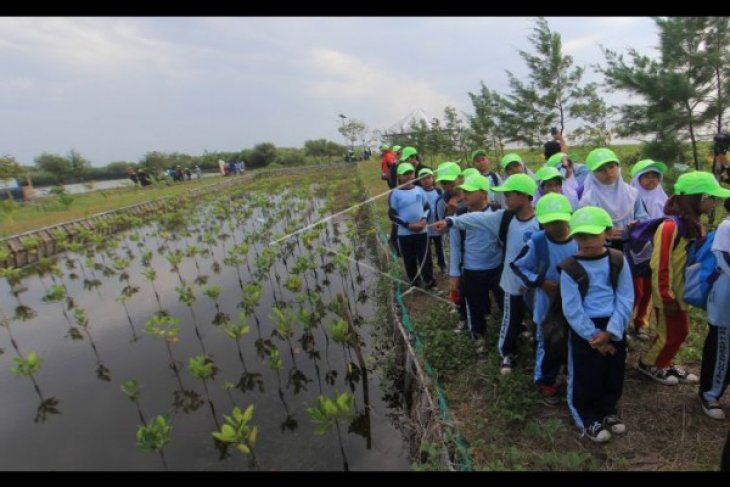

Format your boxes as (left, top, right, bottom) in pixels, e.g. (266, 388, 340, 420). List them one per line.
(579, 168, 638, 224)
(712, 217, 730, 253)
(630, 168, 668, 219)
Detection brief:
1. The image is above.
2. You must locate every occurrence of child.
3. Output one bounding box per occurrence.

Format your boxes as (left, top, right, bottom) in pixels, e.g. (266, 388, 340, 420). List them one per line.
(388, 162, 435, 288)
(500, 153, 536, 179)
(419, 168, 447, 274)
(533, 166, 579, 209)
(699, 197, 730, 420)
(434, 174, 540, 374)
(435, 161, 464, 218)
(471, 149, 504, 209)
(628, 159, 669, 340)
(578, 148, 649, 250)
(512, 193, 578, 405)
(560, 206, 633, 443)
(638, 171, 729, 385)
(630, 159, 669, 218)
(448, 174, 503, 339)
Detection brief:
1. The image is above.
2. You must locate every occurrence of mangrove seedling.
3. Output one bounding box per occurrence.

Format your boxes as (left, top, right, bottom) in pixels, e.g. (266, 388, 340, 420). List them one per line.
(212, 405, 258, 456)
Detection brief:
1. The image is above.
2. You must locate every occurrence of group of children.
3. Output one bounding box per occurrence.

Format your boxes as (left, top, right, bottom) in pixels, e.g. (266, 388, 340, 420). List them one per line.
(386, 144, 730, 444)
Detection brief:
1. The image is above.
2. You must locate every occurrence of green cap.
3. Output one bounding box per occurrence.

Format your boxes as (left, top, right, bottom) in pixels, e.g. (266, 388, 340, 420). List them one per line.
(396, 162, 415, 176)
(546, 152, 568, 168)
(461, 167, 480, 179)
(418, 168, 434, 178)
(435, 161, 461, 182)
(569, 206, 614, 236)
(458, 174, 490, 193)
(491, 173, 537, 196)
(630, 159, 667, 179)
(400, 146, 418, 162)
(500, 153, 523, 170)
(535, 193, 572, 224)
(586, 147, 619, 172)
(380, 143, 390, 150)
(674, 171, 730, 197)
(534, 166, 565, 183)
(470, 149, 487, 162)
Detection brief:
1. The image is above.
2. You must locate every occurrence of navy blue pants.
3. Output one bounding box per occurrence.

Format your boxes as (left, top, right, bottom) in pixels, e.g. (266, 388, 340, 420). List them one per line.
(463, 267, 503, 339)
(397, 233, 433, 286)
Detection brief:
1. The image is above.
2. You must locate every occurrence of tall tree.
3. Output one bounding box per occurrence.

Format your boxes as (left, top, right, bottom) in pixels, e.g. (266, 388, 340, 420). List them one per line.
(337, 119, 367, 153)
(505, 17, 609, 148)
(704, 17, 730, 133)
(35, 152, 73, 183)
(67, 149, 90, 181)
(0, 155, 24, 180)
(468, 82, 511, 157)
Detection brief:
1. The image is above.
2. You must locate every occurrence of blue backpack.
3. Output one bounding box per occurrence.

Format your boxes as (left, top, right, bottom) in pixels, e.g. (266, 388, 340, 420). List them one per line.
(683, 232, 720, 309)
(625, 216, 681, 278)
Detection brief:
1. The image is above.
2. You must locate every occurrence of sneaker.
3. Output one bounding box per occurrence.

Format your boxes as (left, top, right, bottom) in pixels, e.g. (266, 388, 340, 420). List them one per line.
(453, 319, 467, 334)
(603, 415, 627, 435)
(699, 394, 726, 420)
(538, 385, 561, 407)
(584, 421, 611, 443)
(666, 365, 699, 384)
(636, 360, 679, 386)
(499, 356, 513, 375)
(636, 330, 651, 342)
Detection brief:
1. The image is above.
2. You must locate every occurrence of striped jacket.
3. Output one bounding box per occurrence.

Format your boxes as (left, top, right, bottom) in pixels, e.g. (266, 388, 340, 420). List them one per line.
(650, 218, 694, 310)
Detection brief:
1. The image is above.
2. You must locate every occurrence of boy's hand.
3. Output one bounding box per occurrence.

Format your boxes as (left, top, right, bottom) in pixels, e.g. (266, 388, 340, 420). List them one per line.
(431, 220, 448, 232)
(408, 221, 426, 232)
(589, 330, 611, 349)
(606, 227, 623, 240)
(449, 277, 460, 292)
(540, 279, 558, 297)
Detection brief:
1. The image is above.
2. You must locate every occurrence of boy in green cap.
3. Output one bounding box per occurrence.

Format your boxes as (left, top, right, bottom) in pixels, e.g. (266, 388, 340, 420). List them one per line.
(511, 193, 578, 405)
(435, 161, 465, 219)
(388, 162, 435, 289)
(434, 174, 540, 373)
(419, 168, 447, 273)
(448, 174, 504, 339)
(560, 206, 634, 443)
(471, 149, 504, 209)
(638, 171, 729, 386)
(534, 166, 579, 209)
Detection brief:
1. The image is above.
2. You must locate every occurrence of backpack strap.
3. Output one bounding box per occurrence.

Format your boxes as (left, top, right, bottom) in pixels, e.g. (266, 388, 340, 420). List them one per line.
(607, 247, 625, 291)
(532, 230, 550, 278)
(498, 210, 516, 256)
(558, 256, 589, 300)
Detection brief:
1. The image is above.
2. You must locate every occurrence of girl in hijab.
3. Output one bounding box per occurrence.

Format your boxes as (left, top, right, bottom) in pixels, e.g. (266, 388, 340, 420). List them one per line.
(699, 197, 730, 420)
(578, 148, 650, 251)
(630, 160, 669, 218)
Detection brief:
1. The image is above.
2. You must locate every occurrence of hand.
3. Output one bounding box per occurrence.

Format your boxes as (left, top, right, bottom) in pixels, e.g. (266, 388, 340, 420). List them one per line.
(449, 277, 460, 292)
(540, 279, 558, 298)
(409, 221, 426, 232)
(589, 330, 611, 349)
(606, 227, 624, 240)
(431, 220, 448, 232)
(626, 220, 638, 230)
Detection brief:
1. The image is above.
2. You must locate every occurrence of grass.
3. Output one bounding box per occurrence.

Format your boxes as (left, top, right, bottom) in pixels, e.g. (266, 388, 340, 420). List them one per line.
(0, 177, 232, 237)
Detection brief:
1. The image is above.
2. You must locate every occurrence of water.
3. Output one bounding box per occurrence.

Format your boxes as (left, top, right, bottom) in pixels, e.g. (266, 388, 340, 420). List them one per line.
(32, 173, 222, 198)
(0, 186, 409, 470)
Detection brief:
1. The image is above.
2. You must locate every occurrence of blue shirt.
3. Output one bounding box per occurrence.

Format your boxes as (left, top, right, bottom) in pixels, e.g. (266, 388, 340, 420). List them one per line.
(421, 187, 442, 237)
(709, 220, 730, 327)
(560, 252, 634, 342)
(447, 209, 539, 294)
(448, 206, 501, 277)
(388, 186, 429, 236)
(512, 232, 579, 326)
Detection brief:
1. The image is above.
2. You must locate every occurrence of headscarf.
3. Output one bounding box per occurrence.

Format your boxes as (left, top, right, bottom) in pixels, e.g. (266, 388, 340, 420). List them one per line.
(631, 168, 668, 219)
(578, 168, 638, 224)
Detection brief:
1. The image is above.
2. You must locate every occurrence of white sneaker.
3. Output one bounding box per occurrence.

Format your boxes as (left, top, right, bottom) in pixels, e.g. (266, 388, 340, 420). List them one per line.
(666, 365, 699, 384)
(699, 395, 726, 420)
(499, 357, 513, 375)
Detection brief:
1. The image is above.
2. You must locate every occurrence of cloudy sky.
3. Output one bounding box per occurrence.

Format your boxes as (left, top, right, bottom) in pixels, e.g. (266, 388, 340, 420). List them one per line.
(0, 17, 659, 166)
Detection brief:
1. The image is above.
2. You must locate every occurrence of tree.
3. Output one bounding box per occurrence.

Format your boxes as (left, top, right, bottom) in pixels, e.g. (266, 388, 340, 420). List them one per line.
(140, 151, 170, 178)
(303, 139, 344, 158)
(0, 154, 24, 180)
(337, 119, 367, 152)
(35, 152, 72, 184)
(67, 149, 90, 181)
(601, 17, 722, 167)
(703, 17, 730, 133)
(443, 106, 471, 162)
(505, 17, 609, 148)
(247, 143, 277, 168)
(467, 82, 511, 157)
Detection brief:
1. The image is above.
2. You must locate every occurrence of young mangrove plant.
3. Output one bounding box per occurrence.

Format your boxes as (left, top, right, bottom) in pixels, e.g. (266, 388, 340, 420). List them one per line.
(136, 414, 172, 470)
(10, 351, 60, 423)
(74, 307, 111, 381)
(306, 391, 355, 471)
(204, 285, 230, 326)
(212, 404, 258, 466)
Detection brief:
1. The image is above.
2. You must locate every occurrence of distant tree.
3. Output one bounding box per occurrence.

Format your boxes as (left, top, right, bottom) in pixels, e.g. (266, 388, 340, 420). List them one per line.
(67, 149, 90, 181)
(304, 139, 344, 158)
(247, 143, 277, 168)
(0, 154, 24, 180)
(35, 152, 72, 183)
(505, 17, 609, 148)
(468, 82, 511, 157)
(443, 106, 471, 162)
(141, 151, 170, 177)
(338, 119, 367, 152)
(106, 161, 134, 178)
(705, 17, 730, 133)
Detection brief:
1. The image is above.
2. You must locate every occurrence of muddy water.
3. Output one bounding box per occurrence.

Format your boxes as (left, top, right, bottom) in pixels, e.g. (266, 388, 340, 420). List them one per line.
(0, 191, 409, 470)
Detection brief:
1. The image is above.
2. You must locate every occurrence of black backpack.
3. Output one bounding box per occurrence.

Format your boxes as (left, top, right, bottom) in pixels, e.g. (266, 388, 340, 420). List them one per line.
(542, 249, 624, 364)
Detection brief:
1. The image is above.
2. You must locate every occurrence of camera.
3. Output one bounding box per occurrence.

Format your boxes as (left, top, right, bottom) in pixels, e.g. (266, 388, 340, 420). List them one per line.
(713, 132, 730, 155)
(550, 127, 559, 136)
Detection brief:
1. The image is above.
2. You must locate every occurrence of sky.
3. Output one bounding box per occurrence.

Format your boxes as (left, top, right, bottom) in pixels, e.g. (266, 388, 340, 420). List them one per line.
(0, 17, 660, 167)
